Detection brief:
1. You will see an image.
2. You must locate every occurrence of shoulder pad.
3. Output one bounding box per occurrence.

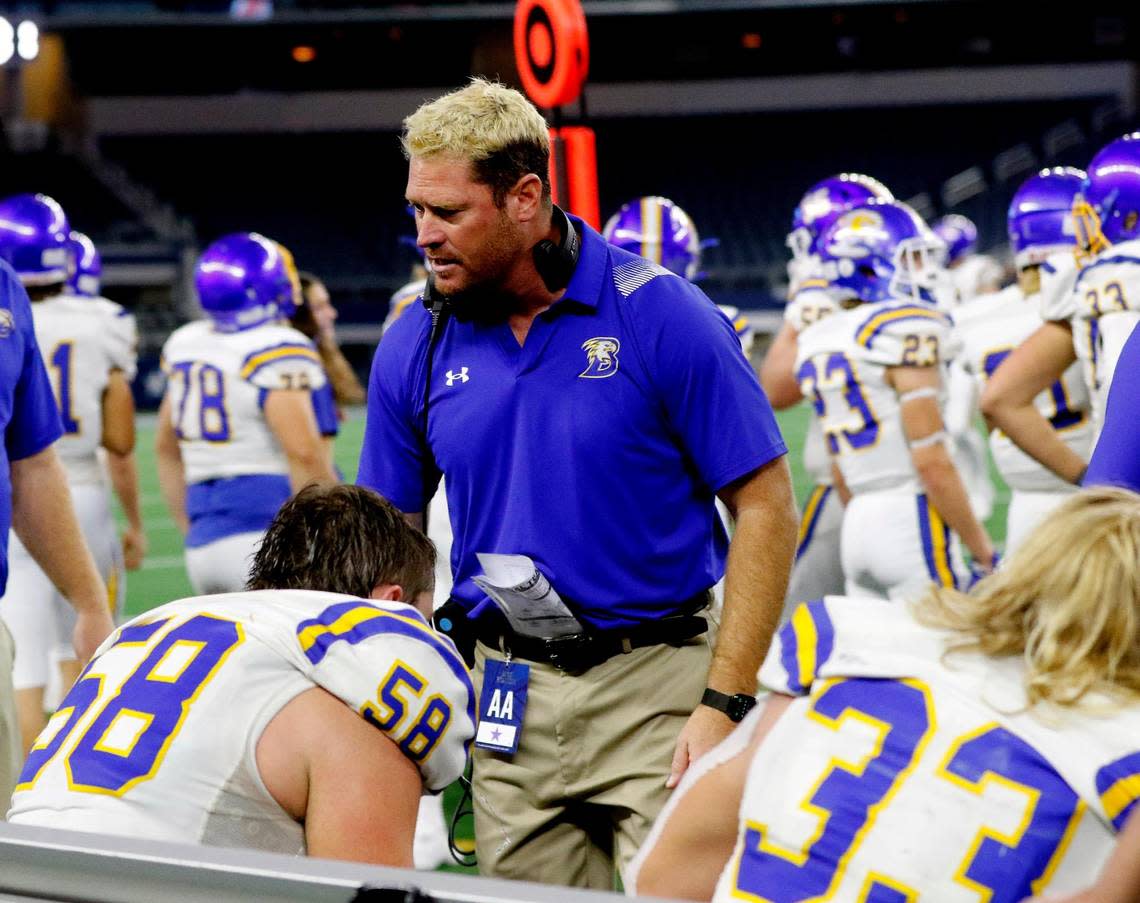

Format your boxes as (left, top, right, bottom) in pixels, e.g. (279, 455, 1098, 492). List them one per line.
(855, 303, 951, 365)
(240, 332, 327, 391)
(294, 598, 475, 791)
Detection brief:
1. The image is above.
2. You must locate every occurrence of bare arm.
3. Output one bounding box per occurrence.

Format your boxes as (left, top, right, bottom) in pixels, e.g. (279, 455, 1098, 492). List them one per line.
(106, 450, 146, 570)
(263, 389, 339, 492)
(10, 446, 113, 661)
(635, 693, 795, 900)
(102, 369, 145, 569)
(154, 393, 188, 536)
(257, 687, 421, 866)
(979, 320, 1086, 484)
(100, 369, 135, 456)
(668, 455, 798, 788)
(758, 323, 804, 410)
(891, 365, 994, 568)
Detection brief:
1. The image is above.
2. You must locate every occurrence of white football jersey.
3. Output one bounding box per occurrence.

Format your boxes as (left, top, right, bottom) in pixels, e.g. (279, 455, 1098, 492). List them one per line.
(385, 278, 427, 332)
(8, 590, 475, 852)
(786, 283, 841, 485)
(713, 597, 1138, 902)
(1070, 239, 1140, 426)
(30, 293, 138, 486)
(161, 321, 326, 484)
(953, 284, 1093, 491)
(1038, 252, 1081, 323)
(795, 300, 952, 495)
(951, 252, 1004, 301)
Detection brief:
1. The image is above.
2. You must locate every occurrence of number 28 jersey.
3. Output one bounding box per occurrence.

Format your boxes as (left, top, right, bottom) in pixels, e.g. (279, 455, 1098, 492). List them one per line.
(794, 300, 952, 495)
(714, 597, 1140, 903)
(8, 590, 476, 852)
(161, 320, 326, 484)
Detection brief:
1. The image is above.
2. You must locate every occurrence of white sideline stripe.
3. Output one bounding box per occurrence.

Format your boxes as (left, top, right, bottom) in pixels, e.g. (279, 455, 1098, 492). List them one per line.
(140, 555, 185, 571)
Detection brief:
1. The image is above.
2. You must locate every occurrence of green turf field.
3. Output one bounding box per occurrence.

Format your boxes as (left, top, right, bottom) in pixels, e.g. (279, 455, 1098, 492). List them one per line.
(114, 403, 1007, 872)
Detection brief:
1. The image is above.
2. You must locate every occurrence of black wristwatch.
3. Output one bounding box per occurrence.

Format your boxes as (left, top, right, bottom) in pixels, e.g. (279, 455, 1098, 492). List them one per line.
(700, 688, 757, 723)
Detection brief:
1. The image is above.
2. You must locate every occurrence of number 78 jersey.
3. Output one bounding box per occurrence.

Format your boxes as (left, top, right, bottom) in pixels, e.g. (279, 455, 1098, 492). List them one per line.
(161, 320, 327, 484)
(8, 590, 476, 851)
(716, 598, 1139, 903)
(794, 300, 953, 495)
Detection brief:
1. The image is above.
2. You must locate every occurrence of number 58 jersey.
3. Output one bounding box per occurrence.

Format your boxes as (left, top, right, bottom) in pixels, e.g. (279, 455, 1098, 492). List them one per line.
(794, 300, 953, 495)
(161, 320, 327, 484)
(7, 590, 476, 853)
(717, 598, 1140, 902)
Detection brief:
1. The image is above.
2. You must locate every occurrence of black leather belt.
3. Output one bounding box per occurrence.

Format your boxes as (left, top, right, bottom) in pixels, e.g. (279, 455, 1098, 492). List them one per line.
(475, 591, 711, 674)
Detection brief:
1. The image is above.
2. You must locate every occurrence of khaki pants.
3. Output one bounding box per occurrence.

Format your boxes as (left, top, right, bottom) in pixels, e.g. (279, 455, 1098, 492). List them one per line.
(472, 621, 713, 888)
(0, 620, 20, 815)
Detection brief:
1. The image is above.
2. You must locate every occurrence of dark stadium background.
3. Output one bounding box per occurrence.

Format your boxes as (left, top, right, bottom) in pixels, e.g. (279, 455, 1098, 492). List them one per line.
(0, 0, 1135, 872)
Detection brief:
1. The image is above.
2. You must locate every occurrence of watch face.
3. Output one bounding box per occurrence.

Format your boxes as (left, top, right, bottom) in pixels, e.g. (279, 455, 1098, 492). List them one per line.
(729, 694, 757, 722)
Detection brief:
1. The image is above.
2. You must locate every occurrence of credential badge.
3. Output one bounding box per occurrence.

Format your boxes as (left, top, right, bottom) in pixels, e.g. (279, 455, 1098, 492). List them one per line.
(579, 337, 620, 379)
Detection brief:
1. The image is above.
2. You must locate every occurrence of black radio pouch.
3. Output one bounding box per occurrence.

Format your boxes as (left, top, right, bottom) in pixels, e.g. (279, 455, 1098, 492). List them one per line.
(432, 598, 479, 668)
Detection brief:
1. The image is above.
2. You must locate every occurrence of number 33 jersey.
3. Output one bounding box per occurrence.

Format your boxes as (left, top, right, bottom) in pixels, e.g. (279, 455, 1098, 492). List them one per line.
(7, 590, 476, 853)
(794, 300, 952, 495)
(717, 598, 1139, 902)
(160, 321, 327, 484)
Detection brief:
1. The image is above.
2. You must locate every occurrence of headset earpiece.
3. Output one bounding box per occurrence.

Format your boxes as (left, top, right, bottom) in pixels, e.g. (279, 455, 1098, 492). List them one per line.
(533, 205, 581, 292)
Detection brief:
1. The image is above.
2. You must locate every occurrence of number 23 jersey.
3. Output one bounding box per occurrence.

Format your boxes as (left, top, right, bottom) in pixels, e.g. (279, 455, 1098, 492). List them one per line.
(161, 320, 327, 484)
(716, 598, 1139, 902)
(794, 300, 952, 495)
(7, 590, 476, 852)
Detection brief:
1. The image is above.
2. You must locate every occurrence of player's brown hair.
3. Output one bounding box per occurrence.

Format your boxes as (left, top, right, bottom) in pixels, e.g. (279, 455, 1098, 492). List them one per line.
(915, 486, 1140, 708)
(247, 484, 435, 603)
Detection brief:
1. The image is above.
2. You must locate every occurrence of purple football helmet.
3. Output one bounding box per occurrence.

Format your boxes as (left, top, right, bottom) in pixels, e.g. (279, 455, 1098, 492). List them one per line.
(931, 214, 978, 266)
(818, 199, 952, 305)
(1007, 167, 1085, 269)
(66, 230, 102, 297)
(603, 196, 702, 280)
(786, 174, 894, 262)
(195, 232, 300, 332)
(1073, 131, 1140, 263)
(0, 193, 71, 286)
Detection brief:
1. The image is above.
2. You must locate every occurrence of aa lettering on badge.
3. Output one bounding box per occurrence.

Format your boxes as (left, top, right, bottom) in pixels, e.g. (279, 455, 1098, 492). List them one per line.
(475, 658, 529, 755)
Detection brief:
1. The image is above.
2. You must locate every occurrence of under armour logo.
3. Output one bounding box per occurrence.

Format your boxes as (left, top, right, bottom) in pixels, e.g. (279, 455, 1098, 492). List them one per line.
(445, 367, 470, 386)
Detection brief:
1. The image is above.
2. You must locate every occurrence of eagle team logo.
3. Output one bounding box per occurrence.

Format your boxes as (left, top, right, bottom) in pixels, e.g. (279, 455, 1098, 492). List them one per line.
(579, 337, 620, 378)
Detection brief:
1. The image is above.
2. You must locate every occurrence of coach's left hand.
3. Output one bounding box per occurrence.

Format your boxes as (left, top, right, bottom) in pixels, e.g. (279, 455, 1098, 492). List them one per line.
(667, 704, 735, 789)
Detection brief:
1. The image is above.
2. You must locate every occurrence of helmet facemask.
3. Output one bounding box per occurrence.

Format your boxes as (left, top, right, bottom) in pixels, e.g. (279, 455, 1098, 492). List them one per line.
(890, 237, 957, 307)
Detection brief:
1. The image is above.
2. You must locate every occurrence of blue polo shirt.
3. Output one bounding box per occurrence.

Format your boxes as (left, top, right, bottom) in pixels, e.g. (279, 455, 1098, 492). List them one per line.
(358, 217, 786, 629)
(0, 259, 64, 594)
(1085, 321, 1140, 492)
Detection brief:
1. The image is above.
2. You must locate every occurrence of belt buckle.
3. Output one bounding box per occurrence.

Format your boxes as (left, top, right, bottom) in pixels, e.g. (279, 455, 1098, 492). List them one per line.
(543, 633, 590, 671)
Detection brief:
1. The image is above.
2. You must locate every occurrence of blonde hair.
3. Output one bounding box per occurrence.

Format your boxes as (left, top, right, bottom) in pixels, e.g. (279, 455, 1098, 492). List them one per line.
(915, 486, 1140, 708)
(402, 78, 551, 205)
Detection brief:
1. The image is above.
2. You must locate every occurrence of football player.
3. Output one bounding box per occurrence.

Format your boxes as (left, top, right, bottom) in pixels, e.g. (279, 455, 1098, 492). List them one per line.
(8, 483, 476, 866)
(760, 175, 893, 610)
(795, 199, 995, 601)
(0, 195, 137, 755)
(932, 213, 1004, 301)
(156, 233, 337, 596)
(629, 486, 1140, 901)
(602, 196, 755, 355)
(951, 168, 1094, 554)
(66, 229, 146, 602)
(983, 132, 1140, 475)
